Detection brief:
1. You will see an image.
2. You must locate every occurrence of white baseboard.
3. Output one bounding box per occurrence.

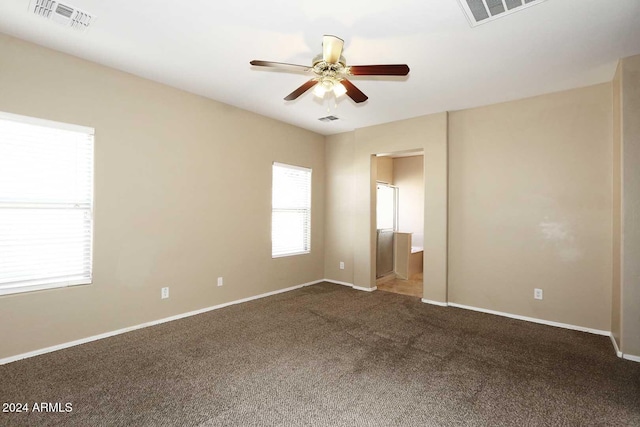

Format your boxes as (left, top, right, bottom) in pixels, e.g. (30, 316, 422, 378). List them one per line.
(323, 279, 354, 288)
(609, 334, 640, 362)
(0, 279, 324, 365)
(447, 302, 610, 336)
(7, 280, 635, 366)
(421, 298, 448, 307)
(610, 334, 623, 357)
(352, 285, 377, 292)
(623, 353, 640, 362)
(323, 279, 377, 292)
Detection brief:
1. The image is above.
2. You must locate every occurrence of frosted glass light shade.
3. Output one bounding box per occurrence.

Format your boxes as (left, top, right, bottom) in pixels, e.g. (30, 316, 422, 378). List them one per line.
(333, 82, 347, 97)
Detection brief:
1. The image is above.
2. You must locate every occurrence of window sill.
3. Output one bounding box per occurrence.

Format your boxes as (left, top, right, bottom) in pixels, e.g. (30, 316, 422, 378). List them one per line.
(272, 250, 310, 259)
(0, 279, 91, 296)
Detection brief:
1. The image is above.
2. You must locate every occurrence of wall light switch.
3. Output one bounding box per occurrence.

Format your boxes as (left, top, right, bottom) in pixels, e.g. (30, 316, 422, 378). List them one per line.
(217, 277, 223, 287)
(339, 262, 345, 270)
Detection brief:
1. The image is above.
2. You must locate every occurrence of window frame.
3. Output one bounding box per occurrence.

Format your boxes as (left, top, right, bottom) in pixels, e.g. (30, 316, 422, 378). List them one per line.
(271, 162, 312, 258)
(0, 111, 95, 296)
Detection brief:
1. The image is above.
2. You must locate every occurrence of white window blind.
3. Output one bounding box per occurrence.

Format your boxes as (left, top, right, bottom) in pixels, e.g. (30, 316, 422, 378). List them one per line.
(0, 112, 94, 296)
(272, 162, 311, 258)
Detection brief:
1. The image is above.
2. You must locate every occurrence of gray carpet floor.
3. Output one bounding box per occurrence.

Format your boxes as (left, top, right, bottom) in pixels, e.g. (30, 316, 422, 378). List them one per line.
(1, 282, 639, 426)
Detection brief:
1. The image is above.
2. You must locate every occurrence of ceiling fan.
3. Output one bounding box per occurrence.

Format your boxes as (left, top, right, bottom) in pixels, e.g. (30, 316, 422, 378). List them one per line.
(250, 35, 410, 104)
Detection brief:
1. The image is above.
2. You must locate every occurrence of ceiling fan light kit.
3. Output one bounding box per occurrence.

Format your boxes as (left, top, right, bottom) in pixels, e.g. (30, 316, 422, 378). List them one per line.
(250, 35, 410, 104)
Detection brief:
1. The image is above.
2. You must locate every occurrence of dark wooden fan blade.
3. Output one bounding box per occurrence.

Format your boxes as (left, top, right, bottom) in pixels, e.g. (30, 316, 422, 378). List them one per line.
(250, 60, 311, 73)
(341, 79, 368, 103)
(348, 64, 410, 76)
(284, 79, 318, 101)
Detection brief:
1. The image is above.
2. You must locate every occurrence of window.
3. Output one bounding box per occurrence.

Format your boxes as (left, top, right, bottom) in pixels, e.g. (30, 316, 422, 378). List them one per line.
(271, 162, 311, 258)
(0, 112, 94, 296)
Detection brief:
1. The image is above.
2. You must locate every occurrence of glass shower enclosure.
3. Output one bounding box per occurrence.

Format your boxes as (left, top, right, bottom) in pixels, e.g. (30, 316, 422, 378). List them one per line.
(376, 183, 398, 278)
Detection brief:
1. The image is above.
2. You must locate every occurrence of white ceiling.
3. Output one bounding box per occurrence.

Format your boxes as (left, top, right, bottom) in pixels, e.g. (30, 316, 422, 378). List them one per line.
(0, 0, 639, 135)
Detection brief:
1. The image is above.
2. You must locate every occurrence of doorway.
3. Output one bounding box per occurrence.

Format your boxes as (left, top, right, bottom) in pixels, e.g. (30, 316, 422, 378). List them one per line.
(374, 151, 424, 298)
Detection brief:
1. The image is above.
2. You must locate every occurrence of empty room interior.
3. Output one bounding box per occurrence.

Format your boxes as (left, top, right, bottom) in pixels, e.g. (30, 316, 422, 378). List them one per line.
(1, 0, 640, 425)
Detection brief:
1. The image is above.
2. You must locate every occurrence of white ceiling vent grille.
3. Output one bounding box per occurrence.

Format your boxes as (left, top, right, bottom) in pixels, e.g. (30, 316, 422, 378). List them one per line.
(30, 0, 95, 31)
(458, 0, 547, 27)
(318, 115, 339, 122)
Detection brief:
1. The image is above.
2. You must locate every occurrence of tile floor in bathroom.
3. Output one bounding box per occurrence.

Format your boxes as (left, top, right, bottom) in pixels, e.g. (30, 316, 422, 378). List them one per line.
(376, 272, 423, 298)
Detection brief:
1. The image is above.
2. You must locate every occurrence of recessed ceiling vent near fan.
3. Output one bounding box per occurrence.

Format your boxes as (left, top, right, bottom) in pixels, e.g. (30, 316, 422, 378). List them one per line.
(29, 0, 95, 31)
(458, 0, 547, 27)
(318, 115, 339, 122)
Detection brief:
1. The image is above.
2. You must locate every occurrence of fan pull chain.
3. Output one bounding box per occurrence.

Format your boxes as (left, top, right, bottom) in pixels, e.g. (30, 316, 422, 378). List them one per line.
(324, 95, 339, 113)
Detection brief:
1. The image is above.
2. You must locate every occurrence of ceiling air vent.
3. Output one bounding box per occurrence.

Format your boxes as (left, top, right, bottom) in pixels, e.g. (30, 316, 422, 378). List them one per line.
(318, 115, 339, 122)
(30, 0, 95, 31)
(458, 0, 547, 27)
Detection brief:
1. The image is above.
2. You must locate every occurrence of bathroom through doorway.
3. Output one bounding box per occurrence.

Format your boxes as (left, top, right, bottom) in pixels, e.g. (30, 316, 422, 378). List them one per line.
(374, 150, 424, 298)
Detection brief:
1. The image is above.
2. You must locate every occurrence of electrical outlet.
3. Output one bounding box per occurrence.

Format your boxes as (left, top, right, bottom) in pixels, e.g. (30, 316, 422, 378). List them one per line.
(339, 261, 345, 270)
(161, 287, 169, 299)
(217, 277, 223, 287)
(534, 288, 543, 300)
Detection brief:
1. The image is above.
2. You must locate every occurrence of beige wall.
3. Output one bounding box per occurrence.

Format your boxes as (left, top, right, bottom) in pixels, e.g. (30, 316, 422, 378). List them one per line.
(620, 55, 640, 356)
(0, 34, 325, 359)
(449, 84, 613, 331)
(324, 132, 355, 284)
(325, 114, 448, 300)
(376, 157, 394, 184)
(612, 63, 622, 349)
(325, 86, 614, 331)
(393, 156, 424, 247)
